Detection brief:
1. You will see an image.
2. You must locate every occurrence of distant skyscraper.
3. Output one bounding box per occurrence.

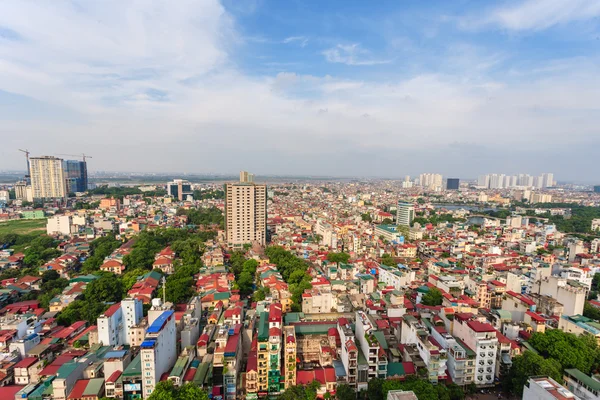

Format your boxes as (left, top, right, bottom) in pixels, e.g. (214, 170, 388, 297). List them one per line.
(477, 175, 490, 188)
(419, 173, 443, 190)
(594, 186, 600, 193)
(29, 156, 67, 200)
(63, 160, 88, 193)
(167, 179, 193, 201)
(239, 170, 255, 183)
(225, 171, 267, 248)
(396, 202, 415, 227)
(446, 178, 459, 190)
(541, 173, 554, 188)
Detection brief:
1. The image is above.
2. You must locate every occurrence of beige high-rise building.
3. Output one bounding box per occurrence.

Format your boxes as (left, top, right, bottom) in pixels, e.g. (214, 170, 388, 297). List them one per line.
(225, 171, 266, 248)
(29, 156, 67, 200)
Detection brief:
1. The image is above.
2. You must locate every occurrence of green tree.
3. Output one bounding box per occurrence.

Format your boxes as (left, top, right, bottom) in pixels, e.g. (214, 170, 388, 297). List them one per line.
(381, 218, 393, 224)
(380, 254, 396, 267)
(361, 213, 372, 222)
(326, 252, 350, 265)
(336, 383, 356, 400)
(504, 351, 563, 397)
(86, 274, 124, 303)
(147, 380, 209, 400)
(367, 378, 384, 400)
(529, 329, 600, 374)
(584, 302, 600, 320)
(421, 287, 443, 306)
(279, 385, 308, 400)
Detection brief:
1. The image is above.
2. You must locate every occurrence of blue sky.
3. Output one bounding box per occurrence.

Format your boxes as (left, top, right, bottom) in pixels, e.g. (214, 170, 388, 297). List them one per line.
(0, 0, 599, 180)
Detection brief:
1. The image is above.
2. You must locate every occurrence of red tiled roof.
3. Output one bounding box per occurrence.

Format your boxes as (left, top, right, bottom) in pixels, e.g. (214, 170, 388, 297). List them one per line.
(106, 370, 122, 383)
(103, 303, 121, 318)
(68, 379, 89, 399)
(14, 357, 37, 368)
(467, 320, 495, 333)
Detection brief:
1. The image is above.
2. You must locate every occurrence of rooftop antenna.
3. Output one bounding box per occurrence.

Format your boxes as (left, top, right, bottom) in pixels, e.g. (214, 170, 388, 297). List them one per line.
(162, 276, 166, 304)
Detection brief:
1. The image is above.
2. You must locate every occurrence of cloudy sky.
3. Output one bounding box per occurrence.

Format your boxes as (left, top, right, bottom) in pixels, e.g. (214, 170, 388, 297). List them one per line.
(0, 0, 599, 181)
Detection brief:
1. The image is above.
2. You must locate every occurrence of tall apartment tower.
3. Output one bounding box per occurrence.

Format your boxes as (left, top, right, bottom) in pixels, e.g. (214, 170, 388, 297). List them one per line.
(396, 202, 415, 227)
(63, 160, 88, 193)
(141, 310, 177, 398)
(225, 171, 267, 248)
(29, 156, 67, 200)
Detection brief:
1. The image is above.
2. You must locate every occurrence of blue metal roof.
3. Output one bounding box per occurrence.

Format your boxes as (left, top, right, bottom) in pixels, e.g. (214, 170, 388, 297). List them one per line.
(104, 350, 128, 359)
(140, 339, 156, 349)
(147, 310, 174, 334)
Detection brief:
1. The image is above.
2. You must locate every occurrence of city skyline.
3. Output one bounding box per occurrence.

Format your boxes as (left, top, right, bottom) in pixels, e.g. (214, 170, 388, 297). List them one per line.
(1, 1, 600, 179)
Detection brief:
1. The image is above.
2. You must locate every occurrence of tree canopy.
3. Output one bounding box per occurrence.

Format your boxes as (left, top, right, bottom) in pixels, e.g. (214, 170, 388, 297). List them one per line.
(421, 287, 443, 306)
(265, 246, 312, 311)
(326, 252, 350, 265)
(528, 329, 600, 374)
(147, 380, 209, 400)
(503, 351, 563, 397)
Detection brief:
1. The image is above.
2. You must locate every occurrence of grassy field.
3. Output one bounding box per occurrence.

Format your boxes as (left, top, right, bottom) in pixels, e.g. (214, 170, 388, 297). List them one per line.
(0, 219, 47, 236)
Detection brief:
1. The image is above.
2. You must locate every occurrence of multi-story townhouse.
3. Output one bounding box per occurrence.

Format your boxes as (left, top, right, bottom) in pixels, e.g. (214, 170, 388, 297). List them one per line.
(337, 318, 358, 388)
(283, 326, 296, 389)
(401, 315, 448, 384)
(355, 311, 388, 383)
(452, 315, 498, 387)
(140, 310, 177, 398)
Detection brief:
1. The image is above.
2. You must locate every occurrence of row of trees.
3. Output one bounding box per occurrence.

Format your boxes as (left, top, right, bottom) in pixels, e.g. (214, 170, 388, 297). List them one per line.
(193, 189, 224, 200)
(88, 186, 166, 199)
(176, 207, 224, 228)
(147, 380, 208, 400)
(265, 246, 312, 311)
(122, 228, 215, 270)
(56, 273, 124, 326)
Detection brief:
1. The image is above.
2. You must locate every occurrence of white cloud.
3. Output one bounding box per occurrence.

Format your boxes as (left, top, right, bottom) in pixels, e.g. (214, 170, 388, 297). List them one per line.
(322, 44, 391, 66)
(466, 0, 600, 31)
(0, 0, 599, 178)
(282, 36, 308, 47)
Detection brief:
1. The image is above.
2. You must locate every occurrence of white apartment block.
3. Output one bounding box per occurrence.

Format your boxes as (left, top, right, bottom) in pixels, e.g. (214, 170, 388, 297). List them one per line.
(532, 275, 587, 316)
(452, 316, 498, 387)
(98, 303, 123, 347)
(29, 156, 67, 200)
(419, 173, 443, 190)
(122, 298, 143, 345)
(46, 215, 72, 236)
(141, 310, 177, 398)
(377, 265, 415, 291)
(396, 202, 415, 227)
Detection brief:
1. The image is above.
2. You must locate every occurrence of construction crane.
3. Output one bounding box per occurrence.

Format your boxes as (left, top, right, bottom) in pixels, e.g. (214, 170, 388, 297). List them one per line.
(57, 153, 93, 162)
(18, 149, 30, 178)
